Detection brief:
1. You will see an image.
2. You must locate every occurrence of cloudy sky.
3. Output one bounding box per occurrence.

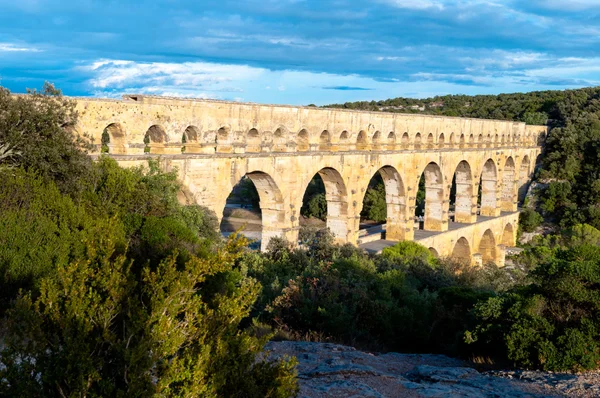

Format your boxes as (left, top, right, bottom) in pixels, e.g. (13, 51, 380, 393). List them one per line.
(1, 0, 599, 105)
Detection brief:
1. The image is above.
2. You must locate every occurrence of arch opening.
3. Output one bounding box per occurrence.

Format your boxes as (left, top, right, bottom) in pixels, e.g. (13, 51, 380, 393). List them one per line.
(439, 133, 445, 148)
(387, 132, 396, 149)
(182, 126, 201, 153)
(414, 133, 422, 149)
(401, 132, 410, 149)
(183, 125, 199, 143)
(360, 166, 407, 241)
(300, 167, 349, 243)
(144, 125, 168, 153)
(102, 123, 126, 154)
(273, 128, 287, 152)
(319, 130, 332, 151)
(479, 229, 497, 265)
(415, 162, 446, 231)
(301, 168, 349, 242)
(216, 127, 231, 152)
(459, 134, 466, 149)
(452, 237, 471, 265)
(357, 130, 369, 150)
(427, 133, 434, 149)
(220, 171, 285, 251)
(502, 223, 515, 247)
(429, 247, 439, 258)
(297, 129, 310, 152)
(372, 131, 382, 150)
(247, 128, 261, 152)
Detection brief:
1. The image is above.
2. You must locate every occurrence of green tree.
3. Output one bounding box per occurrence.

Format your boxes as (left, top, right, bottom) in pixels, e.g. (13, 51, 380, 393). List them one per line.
(467, 244, 600, 371)
(362, 179, 387, 222)
(0, 83, 93, 195)
(0, 237, 298, 397)
(519, 208, 543, 233)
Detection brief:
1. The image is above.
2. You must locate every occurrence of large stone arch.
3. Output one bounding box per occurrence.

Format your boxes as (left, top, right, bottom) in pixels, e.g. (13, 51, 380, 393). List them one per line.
(478, 229, 497, 264)
(245, 171, 287, 250)
(518, 155, 531, 203)
(501, 157, 517, 212)
(480, 159, 500, 217)
(453, 160, 476, 224)
(301, 167, 350, 243)
(362, 165, 408, 241)
(452, 237, 471, 264)
(418, 162, 446, 232)
(102, 122, 127, 154)
(219, 170, 287, 251)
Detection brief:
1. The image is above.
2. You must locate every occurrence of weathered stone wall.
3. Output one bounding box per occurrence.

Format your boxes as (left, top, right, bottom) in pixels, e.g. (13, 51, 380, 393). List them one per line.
(415, 211, 519, 266)
(70, 94, 545, 263)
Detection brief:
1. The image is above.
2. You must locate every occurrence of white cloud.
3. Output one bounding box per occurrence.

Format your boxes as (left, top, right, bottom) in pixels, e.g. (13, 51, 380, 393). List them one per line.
(0, 42, 41, 52)
(79, 54, 600, 106)
(379, 0, 445, 10)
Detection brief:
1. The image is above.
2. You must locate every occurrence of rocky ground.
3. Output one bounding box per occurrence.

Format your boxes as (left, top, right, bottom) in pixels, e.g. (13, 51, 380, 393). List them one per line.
(266, 341, 600, 397)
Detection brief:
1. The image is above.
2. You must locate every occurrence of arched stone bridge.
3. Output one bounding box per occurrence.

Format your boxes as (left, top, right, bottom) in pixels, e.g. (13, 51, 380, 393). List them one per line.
(73, 94, 546, 265)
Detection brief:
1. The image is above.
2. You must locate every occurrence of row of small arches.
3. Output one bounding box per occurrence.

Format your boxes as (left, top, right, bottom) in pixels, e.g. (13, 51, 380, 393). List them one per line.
(100, 122, 546, 154)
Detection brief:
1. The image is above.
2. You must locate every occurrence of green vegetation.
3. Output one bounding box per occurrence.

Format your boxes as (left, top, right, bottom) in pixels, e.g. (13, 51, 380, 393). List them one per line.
(301, 174, 327, 220)
(0, 85, 297, 397)
(5, 82, 600, 388)
(519, 208, 543, 233)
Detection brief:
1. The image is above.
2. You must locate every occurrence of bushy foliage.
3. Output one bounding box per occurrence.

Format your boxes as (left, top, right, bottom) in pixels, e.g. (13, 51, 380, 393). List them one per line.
(0, 237, 297, 397)
(0, 85, 298, 397)
(302, 193, 327, 220)
(381, 241, 438, 267)
(519, 208, 543, 233)
(361, 180, 387, 222)
(300, 175, 326, 220)
(467, 244, 600, 371)
(245, 237, 516, 356)
(0, 83, 93, 196)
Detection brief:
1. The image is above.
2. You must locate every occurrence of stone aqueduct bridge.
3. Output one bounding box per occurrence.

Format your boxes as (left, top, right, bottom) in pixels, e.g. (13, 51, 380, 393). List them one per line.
(72, 95, 546, 265)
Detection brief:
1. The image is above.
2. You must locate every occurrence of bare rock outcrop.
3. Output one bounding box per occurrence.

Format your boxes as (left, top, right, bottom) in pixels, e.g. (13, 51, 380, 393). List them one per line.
(266, 341, 600, 397)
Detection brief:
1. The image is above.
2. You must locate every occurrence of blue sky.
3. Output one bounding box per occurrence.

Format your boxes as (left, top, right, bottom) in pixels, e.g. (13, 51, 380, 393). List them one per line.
(1, 0, 599, 105)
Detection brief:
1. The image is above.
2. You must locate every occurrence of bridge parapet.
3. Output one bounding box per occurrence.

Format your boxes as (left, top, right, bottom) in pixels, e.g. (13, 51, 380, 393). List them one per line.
(70, 95, 547, 156)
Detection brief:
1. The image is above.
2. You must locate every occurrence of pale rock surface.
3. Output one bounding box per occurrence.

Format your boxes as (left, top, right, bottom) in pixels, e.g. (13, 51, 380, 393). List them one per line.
(266, 341, 600, 397)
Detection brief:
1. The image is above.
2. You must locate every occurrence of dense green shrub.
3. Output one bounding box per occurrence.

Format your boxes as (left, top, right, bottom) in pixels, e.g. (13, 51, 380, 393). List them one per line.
(302, 193, 327, 220)
(0, 237, 298, 397)
(361, 178, 387, 222)
(0, 85, 298, 396)
(519, 208, 543, 233)
(245, 237, 516, 355)
(466, 244, 600, 371)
